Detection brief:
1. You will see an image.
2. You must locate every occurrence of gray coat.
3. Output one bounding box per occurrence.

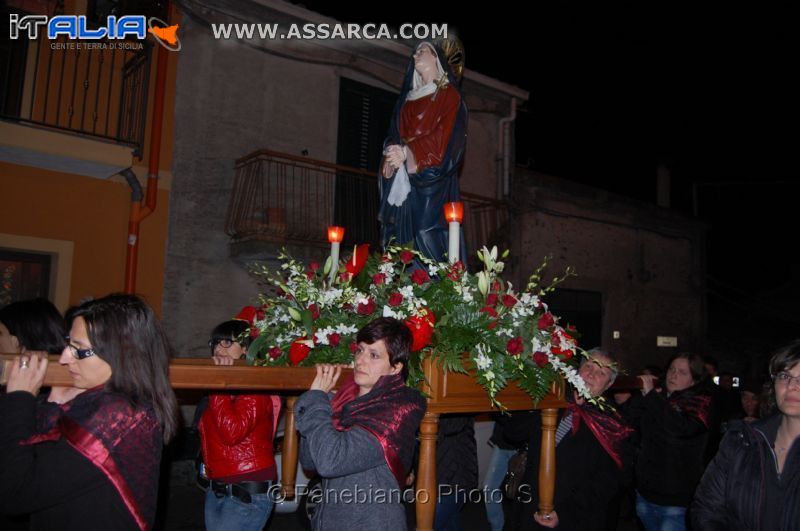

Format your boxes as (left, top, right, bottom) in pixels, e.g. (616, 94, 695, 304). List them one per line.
(296, 390, 408, 531)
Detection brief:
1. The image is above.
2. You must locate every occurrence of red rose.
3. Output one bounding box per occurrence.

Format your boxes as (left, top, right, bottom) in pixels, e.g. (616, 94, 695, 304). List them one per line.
(357, 298, 376, 315)
(399, 249, 414, 264)
(486, 294, 498, 307)
(533, 351, 548, 368)
(501, 294, 517, 308)
(491, 281, 502, 293)
(561, 331, 577, 347)
(410, 268, 430, 285)
(289, 339, 311, 366)
(309, 261, 320, 272)
(552, 346, 574, 361)
(268, 346, 282, 359)
(306, 271, 315, 280)
(405, 309, 436, 352)
(480, 306, 498, 318)
(447, 261, 465, 281)
(328, 333, 341, 347)
(388, 292, 404, 307)
(537, 312, 555, 330)
(308, 303, 320, 320)
(487, 321, 498, 330)
(506, 336, 524, 355)
(339, 272, 351, 282)
(372, 273, 386, 285)
(345, 244, 370, 277)
(349, 341, 359, 353)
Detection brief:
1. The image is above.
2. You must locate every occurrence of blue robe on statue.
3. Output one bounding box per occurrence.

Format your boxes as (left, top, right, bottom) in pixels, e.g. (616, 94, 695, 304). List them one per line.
(378, 42, 469, 264)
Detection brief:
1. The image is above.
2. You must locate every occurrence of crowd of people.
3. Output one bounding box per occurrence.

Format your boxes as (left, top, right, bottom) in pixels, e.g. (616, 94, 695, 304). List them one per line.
(1, 290, 799, 531)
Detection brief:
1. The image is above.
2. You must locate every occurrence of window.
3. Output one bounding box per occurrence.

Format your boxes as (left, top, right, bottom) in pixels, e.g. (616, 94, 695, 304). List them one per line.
(335, 78, 396, 248)
(0, 250, 51, 306)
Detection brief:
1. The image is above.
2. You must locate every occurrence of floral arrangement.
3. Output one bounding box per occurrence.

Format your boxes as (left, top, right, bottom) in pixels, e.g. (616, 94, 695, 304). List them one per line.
(246, 244, 591, 406)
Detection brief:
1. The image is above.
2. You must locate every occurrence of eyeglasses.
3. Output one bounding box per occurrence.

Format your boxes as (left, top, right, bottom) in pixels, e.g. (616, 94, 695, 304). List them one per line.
(773, 371, 800, 387)
(208, 338, 238, 348)
(63, 336, 96, 360)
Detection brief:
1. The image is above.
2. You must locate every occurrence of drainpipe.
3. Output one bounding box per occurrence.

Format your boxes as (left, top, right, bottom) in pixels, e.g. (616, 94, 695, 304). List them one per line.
(124, 21, 170, 293)
(497, 97, 517, 197)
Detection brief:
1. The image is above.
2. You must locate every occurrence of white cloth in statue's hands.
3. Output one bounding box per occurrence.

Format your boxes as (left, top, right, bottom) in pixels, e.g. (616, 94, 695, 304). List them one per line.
(387, 163, 411, 206)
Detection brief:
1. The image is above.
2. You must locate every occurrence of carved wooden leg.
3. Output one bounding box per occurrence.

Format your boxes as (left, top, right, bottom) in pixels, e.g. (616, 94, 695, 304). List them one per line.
(416, 411, 439, 531)
(281, 396, 298, 500)
(537, 407, 558, 515)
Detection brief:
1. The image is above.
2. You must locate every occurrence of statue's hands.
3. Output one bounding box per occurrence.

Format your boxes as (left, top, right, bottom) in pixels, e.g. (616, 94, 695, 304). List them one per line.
(384, 145, 406, 170)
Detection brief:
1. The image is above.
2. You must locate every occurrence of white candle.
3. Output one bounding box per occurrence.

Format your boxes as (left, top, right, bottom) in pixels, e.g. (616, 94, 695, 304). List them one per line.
(329, 241, 341, 283)
(448, 221, 459, 264)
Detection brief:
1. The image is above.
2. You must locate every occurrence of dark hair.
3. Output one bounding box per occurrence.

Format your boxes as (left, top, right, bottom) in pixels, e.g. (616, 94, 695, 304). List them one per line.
(71, 293, 179, 442)
(0, 298, 66, 353)
(702, 355, 719, 372)
(642, 364, 664, 380)
(356, 317, 411, 380)
(667, 352, 707, 384)
(765, 339, 800, 414)
(209, 319, 251, 354)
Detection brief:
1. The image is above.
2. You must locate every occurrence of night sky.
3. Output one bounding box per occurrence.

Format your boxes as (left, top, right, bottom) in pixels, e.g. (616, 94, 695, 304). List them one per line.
(292, 2, 799, 332)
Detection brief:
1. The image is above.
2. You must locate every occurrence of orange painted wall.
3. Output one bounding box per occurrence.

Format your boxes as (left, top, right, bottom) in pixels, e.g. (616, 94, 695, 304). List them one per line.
(0, 161, 170, 314)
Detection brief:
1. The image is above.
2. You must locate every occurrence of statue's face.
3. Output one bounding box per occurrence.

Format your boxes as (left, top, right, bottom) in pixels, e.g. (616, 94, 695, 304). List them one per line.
(413, 44, 438, 78)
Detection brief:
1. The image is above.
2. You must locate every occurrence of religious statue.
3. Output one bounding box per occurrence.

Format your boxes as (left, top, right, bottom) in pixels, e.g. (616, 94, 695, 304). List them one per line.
(378, 38, 468, 264)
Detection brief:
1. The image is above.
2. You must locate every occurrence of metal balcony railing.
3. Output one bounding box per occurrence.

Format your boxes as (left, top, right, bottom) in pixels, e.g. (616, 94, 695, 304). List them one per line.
(1, 13, 151, 153)
(226, 149, 512, 259)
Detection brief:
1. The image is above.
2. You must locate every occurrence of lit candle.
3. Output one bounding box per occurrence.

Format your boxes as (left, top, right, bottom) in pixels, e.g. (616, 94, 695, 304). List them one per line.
(327, 226, 344, 282)
(443, 202, 464, 264)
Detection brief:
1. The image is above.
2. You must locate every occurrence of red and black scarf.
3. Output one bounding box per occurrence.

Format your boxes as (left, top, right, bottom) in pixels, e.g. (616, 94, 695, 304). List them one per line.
(330, 374, 426, 487)
(568, 398, 634, 470)
(24, 387, 161, 530)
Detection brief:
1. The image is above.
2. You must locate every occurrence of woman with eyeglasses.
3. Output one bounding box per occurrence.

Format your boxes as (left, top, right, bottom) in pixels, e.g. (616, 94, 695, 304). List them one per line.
(692, 340, 800, 530)
(197, 317, 281, 531)
(0, 293, 178, 530)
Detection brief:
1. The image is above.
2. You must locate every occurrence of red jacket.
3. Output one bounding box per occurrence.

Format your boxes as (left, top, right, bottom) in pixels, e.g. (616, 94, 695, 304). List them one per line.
(199, 393, 279, 480)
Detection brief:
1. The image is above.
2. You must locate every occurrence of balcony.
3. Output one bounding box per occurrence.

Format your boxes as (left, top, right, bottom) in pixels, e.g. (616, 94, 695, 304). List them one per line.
(1, 15, 151, 154)
(225, 149, 512, 267)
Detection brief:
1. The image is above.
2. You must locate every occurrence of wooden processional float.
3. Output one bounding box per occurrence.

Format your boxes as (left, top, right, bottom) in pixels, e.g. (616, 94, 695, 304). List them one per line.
(3, 353, 603, 531)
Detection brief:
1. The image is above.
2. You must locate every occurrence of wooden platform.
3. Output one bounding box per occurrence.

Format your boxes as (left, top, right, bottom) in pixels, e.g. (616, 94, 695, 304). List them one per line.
(2, 354, 567, 530)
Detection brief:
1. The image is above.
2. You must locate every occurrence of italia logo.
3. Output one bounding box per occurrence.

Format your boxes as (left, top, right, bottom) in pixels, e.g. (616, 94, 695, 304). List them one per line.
(8, 14, 181, 51)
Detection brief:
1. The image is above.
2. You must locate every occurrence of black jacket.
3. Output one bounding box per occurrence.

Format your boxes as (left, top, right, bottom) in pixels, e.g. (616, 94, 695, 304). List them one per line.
(505, 410, 628, 531)
(691, 414, 800, 531)
(490, 411, 535, 450)
(622, 386, 711, 507)
(0, 392, 138, 530)
(436, 414, 478, 490)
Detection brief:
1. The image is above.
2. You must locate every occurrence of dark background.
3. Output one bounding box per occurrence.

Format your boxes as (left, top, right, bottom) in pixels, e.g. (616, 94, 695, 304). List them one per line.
(292, 2, 800, 365)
